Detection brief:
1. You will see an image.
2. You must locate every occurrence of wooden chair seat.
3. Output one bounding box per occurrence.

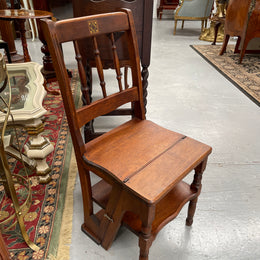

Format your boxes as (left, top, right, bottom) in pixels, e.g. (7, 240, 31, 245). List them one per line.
(85, 118, 211, 203)
(40, 10, 212, 260)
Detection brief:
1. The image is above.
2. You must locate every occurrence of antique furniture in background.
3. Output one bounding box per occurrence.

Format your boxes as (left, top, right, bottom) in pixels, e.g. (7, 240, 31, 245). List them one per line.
(174, 0, 214, 35)
(41, 10, 212, 260)
(0, 62, 54, 183)
(72, 0, 153, 141)
(0, 9, 52, 62)
(20, 0, 39, 41)
(219, 0, 260, 63)
(0, 40, 11, 63)
(0, 0, 24, 63)
(199, 0, 228, 43)
(157, 0, 179, 19)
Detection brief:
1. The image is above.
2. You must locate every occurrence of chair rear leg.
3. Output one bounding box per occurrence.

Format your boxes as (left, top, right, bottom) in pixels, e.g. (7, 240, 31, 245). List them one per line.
(219, 34, 230, 55)
(186, 158, 208, 226)
(78, 166, 101, 243)
(181, 20, 184, 29)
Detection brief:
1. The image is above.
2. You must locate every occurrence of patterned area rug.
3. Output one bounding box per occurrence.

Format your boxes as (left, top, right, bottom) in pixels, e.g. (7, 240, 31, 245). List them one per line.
(0, 71, 80, 259)
(191, 45, 260, 107)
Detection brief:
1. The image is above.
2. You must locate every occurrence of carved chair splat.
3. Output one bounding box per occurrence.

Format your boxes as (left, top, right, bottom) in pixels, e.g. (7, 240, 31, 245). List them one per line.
(40, 10, 212, 260)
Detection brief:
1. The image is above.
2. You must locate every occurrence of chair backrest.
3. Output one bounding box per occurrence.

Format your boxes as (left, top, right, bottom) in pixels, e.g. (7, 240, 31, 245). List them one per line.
(176, 0, 214, 18)
(40, 10, 145, 157)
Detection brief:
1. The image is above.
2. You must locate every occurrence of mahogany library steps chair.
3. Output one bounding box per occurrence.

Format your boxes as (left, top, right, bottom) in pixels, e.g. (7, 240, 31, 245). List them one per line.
(40, 10, 212, 260)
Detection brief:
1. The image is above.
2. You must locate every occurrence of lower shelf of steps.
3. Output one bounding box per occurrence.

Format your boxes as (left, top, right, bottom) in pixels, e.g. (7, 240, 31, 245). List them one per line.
(92, 179, 197, 237)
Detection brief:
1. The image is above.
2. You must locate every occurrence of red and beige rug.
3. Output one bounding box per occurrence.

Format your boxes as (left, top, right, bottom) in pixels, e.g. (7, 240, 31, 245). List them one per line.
(191, 45, 260, 107)
(0, 71, 80, 259)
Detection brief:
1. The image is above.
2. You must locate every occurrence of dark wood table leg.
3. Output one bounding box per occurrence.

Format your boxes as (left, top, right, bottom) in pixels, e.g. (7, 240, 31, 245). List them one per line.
(0, 0, 24, 62)
(17, 19, 31, 62)
(37, 19, 60, 95)
(212, 21, 221, 45)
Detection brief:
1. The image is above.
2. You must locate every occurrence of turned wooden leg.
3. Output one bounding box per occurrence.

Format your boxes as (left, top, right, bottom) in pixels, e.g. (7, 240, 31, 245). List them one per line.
(141, 65, 149, 114)
(186, 158, 208, 226)
(139, 226, 153, 260)
(212, 22, 221, 45)
(186, 197, 198, 226)
(18, 19, 31, 62)
(138, 205, 155, 260)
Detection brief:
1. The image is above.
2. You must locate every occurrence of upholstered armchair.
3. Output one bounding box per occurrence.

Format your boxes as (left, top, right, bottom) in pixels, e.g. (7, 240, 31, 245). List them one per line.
(174, 0, 214, 35)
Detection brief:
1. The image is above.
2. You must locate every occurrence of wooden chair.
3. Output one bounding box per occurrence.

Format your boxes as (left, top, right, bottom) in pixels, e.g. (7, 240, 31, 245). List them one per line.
(40, 10, 212, 260)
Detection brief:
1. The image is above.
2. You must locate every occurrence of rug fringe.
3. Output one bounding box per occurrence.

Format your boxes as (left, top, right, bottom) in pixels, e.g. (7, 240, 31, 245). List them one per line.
(55, 149, 78, 260)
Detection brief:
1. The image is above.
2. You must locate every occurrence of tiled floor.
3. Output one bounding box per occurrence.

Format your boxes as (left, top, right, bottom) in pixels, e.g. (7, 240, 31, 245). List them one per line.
(15, 11, 260, 260)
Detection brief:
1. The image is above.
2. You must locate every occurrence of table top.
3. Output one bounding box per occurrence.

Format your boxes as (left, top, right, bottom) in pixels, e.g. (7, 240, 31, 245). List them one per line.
(0, 9, 52, 20)
(0, 62, 47, 123)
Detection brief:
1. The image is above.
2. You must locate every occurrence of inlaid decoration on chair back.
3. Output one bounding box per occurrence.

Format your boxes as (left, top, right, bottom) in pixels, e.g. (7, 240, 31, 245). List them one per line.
(40, 10, 145, 155)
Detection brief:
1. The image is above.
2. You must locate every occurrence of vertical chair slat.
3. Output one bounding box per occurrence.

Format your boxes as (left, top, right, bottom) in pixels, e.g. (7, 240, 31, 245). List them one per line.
(109, 33, 123, 92)
(74, 40, 91, 105)
(93, 36, 107, 98)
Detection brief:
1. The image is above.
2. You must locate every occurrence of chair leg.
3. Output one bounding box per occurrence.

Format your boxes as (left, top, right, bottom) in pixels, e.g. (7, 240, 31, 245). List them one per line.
(174, 20, 178, 35)
(139, 234, 153, 260)
(239, 36, 251, 63)
(186, 158, 208, 226)
(219, 34, 230, 55)
(181, 20, 184, 29)
(138, 205, 155, 260)
(78, 166, 102, 243)
(186, 197, 198, 226)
